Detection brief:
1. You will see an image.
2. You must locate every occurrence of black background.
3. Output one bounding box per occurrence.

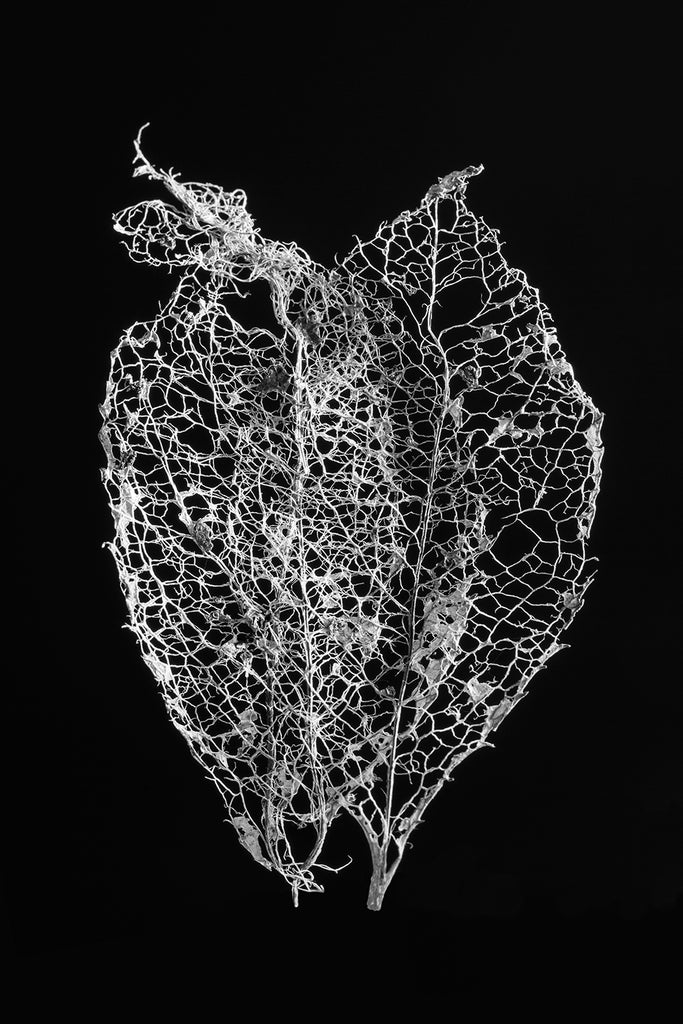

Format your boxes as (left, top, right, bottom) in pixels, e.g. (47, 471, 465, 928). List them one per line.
(10, 2, 680, 1000)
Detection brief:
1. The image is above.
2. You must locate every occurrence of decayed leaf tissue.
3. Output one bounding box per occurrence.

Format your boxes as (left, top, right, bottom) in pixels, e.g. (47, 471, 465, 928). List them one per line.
(100, 126, 604, 910)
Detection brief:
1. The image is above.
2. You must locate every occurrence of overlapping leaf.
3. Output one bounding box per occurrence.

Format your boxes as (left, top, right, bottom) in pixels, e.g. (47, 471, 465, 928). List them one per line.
(100, 130, 603, 908)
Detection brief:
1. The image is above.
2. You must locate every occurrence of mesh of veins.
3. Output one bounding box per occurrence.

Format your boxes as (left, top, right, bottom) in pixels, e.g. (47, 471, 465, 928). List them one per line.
(100, 134, 604, 904)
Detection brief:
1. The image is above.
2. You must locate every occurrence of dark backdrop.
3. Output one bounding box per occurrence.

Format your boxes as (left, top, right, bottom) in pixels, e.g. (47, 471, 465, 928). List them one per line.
(10, 2, 680, 996)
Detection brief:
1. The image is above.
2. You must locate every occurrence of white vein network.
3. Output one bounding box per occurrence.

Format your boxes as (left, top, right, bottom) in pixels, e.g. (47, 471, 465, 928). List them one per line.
(100, 127, 604, 910)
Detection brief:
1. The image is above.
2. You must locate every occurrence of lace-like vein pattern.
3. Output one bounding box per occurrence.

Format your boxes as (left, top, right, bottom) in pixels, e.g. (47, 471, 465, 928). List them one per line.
(100, 129, 604, 909)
